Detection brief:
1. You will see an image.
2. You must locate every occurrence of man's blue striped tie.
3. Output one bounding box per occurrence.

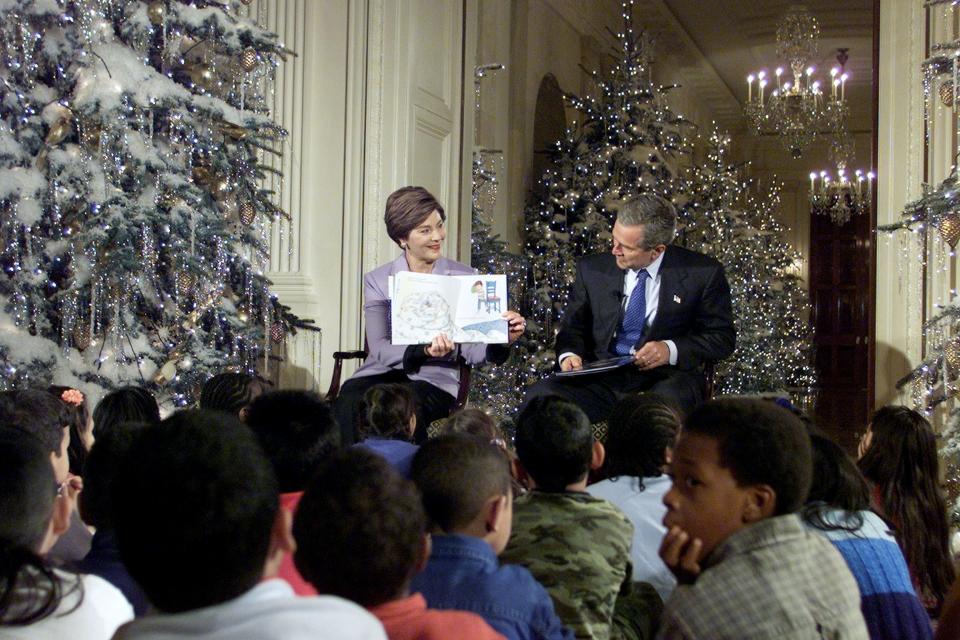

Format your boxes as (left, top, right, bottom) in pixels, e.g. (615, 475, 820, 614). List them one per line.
(613, 269, 649, 356)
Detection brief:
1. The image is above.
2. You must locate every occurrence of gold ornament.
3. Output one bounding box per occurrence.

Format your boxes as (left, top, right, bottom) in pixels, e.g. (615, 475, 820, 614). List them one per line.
(45, 118, 72, 145)
(186, 63, 215, 91)
(948, 339, 960, 371)
(912, 376, 927, 409)
(237, 310, 249, 323)
(941, 80, 955, 108)
(147, 1, 166, 25)
(239, 201, 256, 225)
(72, 323, 91, 351)
(270, 322, 284, 343)
(192, 166, 213, 186)
(217, 122, 249, 141)
(153, 359, 178, 385)
(176, 270, 195, 292)
(939, 213, 960, 249)
(239, 48, 258, 72)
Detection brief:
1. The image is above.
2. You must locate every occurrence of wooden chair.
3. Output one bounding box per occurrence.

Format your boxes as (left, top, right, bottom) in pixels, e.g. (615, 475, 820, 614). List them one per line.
(326, 339, 472, 411)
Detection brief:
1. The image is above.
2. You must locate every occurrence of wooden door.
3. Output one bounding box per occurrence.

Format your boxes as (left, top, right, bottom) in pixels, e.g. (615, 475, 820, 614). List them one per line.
(809, 209, 874, 452)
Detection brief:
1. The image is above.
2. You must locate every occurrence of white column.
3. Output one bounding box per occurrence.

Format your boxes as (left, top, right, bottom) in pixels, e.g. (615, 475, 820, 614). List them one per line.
(875, 0, 926, 406)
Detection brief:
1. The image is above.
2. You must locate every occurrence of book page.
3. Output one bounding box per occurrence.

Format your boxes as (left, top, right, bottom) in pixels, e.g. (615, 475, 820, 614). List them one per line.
(390, 272, 508, 344)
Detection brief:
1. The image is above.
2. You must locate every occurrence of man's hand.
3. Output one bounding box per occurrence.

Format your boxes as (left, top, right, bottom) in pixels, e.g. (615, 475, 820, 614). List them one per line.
(659, 525, 703, 585)
(426, 333, 454, 358)
(634, 341, 669, 370)
(560, 355, 583, 372)
(502, 311, 526, 344)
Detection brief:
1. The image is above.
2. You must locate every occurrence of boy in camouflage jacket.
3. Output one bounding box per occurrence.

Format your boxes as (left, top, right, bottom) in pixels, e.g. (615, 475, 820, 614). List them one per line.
(502, 396, 660, 640)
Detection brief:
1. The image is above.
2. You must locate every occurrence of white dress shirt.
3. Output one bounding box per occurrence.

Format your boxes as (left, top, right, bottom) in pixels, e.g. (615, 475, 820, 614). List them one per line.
(2, 571, 133, 640)
(559, 251, 678, 366)
(587, 475, 676, 601)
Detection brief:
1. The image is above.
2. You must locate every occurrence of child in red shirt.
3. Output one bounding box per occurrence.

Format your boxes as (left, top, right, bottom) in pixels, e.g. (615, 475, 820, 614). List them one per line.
(293, 448, 503, 640)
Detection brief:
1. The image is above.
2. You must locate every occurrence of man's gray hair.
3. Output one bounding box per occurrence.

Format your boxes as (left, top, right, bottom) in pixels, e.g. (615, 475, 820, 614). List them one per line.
(616, 194, 677, 248)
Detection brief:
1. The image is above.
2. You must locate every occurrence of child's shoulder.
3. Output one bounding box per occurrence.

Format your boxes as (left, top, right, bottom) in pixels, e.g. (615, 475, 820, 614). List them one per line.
(514, 492, 633, 538)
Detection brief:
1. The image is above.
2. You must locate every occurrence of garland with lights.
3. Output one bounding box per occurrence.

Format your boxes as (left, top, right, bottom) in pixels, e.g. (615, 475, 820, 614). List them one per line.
(0, 0, 311, 408)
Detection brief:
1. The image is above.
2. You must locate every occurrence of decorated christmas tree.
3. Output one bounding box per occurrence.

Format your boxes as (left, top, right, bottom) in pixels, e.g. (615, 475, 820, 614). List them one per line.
(520, 5, 691, 387)
(677, 132, 816, 396)
(468, 150, 538, 420)
(0, 0, 303, 407)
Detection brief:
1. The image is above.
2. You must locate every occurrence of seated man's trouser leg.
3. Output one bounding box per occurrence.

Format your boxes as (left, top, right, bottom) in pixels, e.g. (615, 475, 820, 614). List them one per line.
(520, 366, 703, 423)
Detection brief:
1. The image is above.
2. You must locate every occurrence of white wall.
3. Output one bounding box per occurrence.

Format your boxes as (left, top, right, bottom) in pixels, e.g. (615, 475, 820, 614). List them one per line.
(252, 0, 468, 390)
(245, 0, 348, 391)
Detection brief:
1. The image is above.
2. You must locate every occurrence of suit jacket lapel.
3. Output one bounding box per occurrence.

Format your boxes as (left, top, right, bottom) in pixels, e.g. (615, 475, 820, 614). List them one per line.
(648, 246, 687, 336)
(599, 257, 626, 343)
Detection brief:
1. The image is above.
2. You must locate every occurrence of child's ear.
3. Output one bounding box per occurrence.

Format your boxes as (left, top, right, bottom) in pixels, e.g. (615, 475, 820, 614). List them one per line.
(590, 441, 606, 471)
(742, 485, 776, 523)
(484, 494, 508, 534)
(512, 459, 534, 489)
(39, 492, 73, 555)
(414, 533, 432, 573)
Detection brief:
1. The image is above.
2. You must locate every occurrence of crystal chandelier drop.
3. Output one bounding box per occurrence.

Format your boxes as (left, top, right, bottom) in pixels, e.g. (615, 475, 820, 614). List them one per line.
(809, 127, 873, 226)
(744, 9, 849, 159)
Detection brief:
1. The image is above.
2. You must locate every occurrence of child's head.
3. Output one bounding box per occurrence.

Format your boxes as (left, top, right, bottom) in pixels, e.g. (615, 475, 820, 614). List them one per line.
(806, 433, 869, 511)
(92, 386, 160, 439)
(0, 428, 74, 625)
(411, 433, 513, 553)
(859, 406, 938, 485)
(0, 428, 70, 555)
(858, 405, 954, 604)
(245, 390, 341, 493)
(112, 410, 282, 613)
(515, 395, 599, 491)
(78, 421, 148, 530)
(293, 448, 427, 607)
(663, 398, 812, 559)
(198, 372, 268, 420)
(603, 393, 680, 486)
(0, 389, 71, 484)
(48, 386, 92, 476)
(360, 383, 417, 440)
(442, 408, 503, 444)
(801, 433, 870, 532)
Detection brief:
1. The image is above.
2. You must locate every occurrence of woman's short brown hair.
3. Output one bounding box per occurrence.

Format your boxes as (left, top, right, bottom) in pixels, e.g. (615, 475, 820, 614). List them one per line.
(384, 186, 446, 246)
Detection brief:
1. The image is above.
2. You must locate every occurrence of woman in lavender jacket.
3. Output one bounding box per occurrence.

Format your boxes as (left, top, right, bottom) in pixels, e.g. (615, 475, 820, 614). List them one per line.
(333, 186, 526, 444)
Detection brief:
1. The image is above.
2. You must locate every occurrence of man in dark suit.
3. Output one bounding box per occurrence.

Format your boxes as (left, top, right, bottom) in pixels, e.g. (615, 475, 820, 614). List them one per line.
(522, 194, 735, 421)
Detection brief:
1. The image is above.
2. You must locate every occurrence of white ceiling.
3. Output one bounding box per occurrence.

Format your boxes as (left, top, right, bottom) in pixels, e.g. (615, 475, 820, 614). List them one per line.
(632, 0, 876, 133)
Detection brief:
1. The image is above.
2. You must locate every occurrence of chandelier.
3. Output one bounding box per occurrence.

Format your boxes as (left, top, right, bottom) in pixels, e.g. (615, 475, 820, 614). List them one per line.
(809, 124, 873, 226)
(744, 9, 849, 159)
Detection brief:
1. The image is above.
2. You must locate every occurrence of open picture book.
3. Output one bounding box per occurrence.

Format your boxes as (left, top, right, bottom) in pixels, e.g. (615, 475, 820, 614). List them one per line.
(389, 271, 509, 345)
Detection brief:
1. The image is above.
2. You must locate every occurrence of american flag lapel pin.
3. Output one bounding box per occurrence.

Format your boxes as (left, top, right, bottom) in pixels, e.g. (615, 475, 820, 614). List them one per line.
(673, 295, 682, 304)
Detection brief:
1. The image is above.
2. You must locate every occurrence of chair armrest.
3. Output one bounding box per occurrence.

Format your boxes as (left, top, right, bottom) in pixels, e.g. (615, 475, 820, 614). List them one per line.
(326, 350, 368, 401)
(703, 360, 716, 401)
(455, 356, 471, 411)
